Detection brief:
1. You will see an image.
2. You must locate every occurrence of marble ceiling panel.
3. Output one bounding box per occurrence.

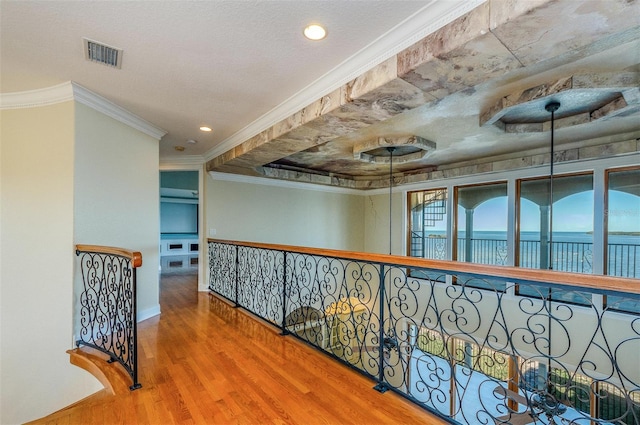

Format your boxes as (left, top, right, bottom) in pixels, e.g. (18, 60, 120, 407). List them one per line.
(396, 1, 491, 77)
(212, 73, 434, 173)
(335, 78, 435, 123)
(400, 33, 522, 99)
(491, 0, 640, 66)
(206, 0, 639, 190)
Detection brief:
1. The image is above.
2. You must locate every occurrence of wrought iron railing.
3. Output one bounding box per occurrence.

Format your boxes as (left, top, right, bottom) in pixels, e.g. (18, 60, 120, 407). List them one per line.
(609, 243, 640, 278)
(457, 238, 509, 266)
(519, 240, 594, 274)
(410, 233, 639, 278)
(209, 239, 640, 425)
(75, 244, 142, 390)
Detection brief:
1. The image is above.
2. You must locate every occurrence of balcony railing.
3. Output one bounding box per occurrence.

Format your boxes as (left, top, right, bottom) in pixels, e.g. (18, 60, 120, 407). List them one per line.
(209, 239, 639, 425)
(410, 233, 639, 278)
(75, 244, 142, 390)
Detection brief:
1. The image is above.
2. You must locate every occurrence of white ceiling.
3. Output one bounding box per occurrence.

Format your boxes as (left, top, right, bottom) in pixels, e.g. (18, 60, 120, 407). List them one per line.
(0, 0, 474, 160)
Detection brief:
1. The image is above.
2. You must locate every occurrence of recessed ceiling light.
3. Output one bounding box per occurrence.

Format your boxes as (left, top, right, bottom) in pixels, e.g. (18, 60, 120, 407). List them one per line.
(304, 24, 326, 41)
(187, 139, 197, 144)
(200, 126, 212, 132)
(174, 146, 185, 152)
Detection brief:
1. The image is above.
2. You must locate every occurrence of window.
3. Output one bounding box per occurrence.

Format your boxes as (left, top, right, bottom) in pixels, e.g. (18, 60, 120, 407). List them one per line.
(404, 164, 636, 306)
(606, 167, 640, 278)
(518, 174, 594, 273)
(455, 183, 508, 266)
(454, 183, 508, 291)
(407, 189, 448, 281)
(408, 189, 447, 260)
(605, 167, 640, 313)
(518, 174, 593, 304)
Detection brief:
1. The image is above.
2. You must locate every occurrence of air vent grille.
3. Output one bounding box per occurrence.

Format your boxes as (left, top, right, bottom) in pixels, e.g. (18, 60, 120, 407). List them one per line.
(83, 38, 122, 69)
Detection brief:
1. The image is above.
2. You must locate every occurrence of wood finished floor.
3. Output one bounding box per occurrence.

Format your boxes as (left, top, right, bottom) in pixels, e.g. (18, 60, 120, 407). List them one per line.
(34, 272, 446, 425)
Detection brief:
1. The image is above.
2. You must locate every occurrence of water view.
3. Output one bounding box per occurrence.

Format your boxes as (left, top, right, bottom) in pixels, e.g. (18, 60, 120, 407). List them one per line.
(410, 230, 640, 278)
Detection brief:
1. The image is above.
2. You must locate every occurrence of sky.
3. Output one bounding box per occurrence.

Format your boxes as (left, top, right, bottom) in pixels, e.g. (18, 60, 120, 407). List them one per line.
(423, 191, 639, 233)
(468, 191, 639, 232)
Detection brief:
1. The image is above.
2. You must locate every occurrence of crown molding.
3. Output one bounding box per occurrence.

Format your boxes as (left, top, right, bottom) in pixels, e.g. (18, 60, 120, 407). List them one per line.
(0, 81, 74, 109)
(1, 81, 167, 140)
(71, 83, 167, 140)
(204, 0, 487, 161)
(208, 171, 365, 196)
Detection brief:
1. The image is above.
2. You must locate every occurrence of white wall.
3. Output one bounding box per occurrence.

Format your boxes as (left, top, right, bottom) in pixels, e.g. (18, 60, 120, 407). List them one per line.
(205, 175, 365, 252)
(0, 103, 101, 424)
(363, 191, 405, 255)
(74, 103, 160, 322)
(0, 99, 161, 424)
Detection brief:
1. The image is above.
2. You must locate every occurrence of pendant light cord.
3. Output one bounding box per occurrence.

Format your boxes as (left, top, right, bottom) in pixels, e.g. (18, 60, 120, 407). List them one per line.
(549, 110, 554, 270)
(545, 101, 560, 270)
(544, 101, 560, 389)
(387, 147, 395, 255)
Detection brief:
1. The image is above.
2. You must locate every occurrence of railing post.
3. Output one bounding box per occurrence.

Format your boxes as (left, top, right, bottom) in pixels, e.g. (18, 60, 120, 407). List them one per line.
(448, 336, 456, 416)
(130, 268, 141, 390)
(373, 263, 387, 393)
(281, 251, 289, 336)
(234, 245, 239, 308)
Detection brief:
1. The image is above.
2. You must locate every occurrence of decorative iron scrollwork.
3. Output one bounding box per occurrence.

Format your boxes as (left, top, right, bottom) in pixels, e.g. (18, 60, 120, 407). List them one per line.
(208, 241, 640, 425)
(75, 248, 141, 390)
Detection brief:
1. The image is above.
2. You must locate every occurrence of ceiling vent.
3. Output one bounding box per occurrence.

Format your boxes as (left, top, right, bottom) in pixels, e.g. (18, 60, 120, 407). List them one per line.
(83, 38, 122, 69)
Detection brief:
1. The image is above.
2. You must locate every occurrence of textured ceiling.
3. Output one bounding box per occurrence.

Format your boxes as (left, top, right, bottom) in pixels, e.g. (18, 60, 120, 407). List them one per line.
(0, 0, 448, 158)
(2, 0, 639, 190)
(205, 0, 640, 189)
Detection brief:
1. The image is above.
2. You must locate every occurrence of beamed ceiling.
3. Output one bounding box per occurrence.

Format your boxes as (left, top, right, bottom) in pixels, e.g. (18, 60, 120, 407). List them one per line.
(206, 0, 640, 190)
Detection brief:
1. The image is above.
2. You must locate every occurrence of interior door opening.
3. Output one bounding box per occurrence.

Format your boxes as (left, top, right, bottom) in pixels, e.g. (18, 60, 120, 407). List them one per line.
(159, 170, 200, 278)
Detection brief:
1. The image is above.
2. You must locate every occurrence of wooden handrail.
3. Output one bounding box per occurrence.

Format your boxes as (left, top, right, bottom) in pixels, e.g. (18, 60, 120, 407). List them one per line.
(76, 244, 143, 268)
(208, 238, 639, 296)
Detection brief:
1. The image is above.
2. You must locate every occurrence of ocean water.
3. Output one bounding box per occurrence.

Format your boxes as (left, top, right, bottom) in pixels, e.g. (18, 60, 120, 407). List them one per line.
(415, 230, 639, 277)
(426, 230, 640, 245)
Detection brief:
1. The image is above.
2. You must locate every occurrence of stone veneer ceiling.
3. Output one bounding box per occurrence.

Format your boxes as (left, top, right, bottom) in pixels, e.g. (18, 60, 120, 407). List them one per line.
(206, 0, 640, 189)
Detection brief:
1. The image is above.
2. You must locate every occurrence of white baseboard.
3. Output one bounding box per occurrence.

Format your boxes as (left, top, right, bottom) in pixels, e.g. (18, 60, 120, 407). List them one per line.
(138, 304, 161, 322)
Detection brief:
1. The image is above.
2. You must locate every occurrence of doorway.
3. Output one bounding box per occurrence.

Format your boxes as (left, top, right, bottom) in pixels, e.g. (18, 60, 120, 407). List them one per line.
(159, 170, 199, 276)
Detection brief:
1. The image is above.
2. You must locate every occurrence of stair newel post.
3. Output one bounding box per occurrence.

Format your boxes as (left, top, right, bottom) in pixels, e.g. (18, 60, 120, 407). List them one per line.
(281, 251, 289, 336)
(374, 263, 388, 393)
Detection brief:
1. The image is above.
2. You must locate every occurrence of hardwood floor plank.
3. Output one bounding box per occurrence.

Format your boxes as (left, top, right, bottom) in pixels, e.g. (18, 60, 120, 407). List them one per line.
(32, 272, 448, 424)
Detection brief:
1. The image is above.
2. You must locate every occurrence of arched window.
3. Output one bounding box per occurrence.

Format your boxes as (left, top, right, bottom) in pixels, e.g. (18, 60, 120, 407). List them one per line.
(518, 173, 593, 273)
(455, 182, 508, 266)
